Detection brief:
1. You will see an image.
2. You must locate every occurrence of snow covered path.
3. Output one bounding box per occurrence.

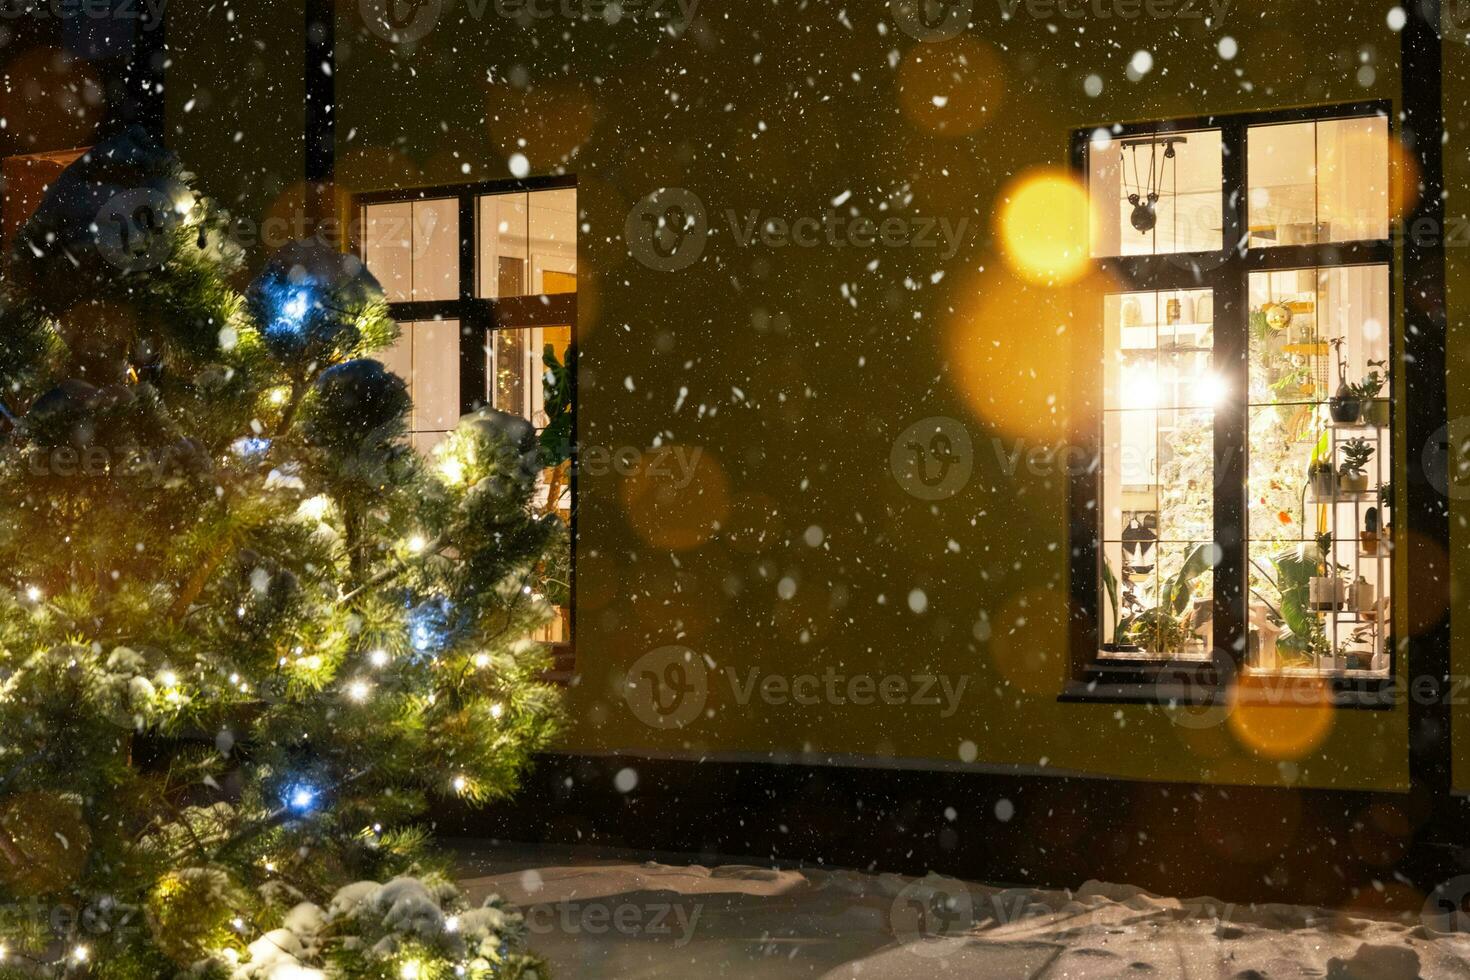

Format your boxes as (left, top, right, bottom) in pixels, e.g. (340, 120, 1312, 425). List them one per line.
(452, 844, 1470, 978)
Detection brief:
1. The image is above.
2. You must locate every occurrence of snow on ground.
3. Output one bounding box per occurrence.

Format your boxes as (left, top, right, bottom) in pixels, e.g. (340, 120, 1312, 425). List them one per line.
(452, 843, 1470, 978)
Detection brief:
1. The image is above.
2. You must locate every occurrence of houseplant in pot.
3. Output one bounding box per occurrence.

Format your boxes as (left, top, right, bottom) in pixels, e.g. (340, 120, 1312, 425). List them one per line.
(1328, 337, 1361, 424)
(1361, 506, 1379, 554)
(1355, 359, 1389, 427)
(1308, 531, 1345, 611)
(1349, 574, 1374, 613)
(1308, 457, 1336, 498)
(1338, 437, 1374, 494)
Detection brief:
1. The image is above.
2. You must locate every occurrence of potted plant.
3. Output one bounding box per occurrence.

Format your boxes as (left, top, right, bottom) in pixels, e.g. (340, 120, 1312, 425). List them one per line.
(1328, 338, 1361, 424)
(1308, 532, 1344, 611)
(1349, 574, 1374, 613)
(1361, 506, 1379, 554)
(1355, 359, 1389, 427)
(1308, 458, 1336, 498)
(1338, 437, 1374, 494)
(1345, 626, 1376, 672)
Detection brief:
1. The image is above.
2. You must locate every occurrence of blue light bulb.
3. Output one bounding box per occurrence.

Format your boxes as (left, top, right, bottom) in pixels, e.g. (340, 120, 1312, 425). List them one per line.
(285, 783, 317, 814)
(270, 284, 315, 337)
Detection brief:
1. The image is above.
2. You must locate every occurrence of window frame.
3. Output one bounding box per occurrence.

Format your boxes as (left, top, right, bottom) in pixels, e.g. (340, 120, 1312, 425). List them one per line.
(1064, 101, 1398, 707)
(352, 175, 579, 667)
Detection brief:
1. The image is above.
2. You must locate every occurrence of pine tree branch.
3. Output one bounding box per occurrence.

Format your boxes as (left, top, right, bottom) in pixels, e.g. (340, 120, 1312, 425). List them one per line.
(336, 535, 446, 606)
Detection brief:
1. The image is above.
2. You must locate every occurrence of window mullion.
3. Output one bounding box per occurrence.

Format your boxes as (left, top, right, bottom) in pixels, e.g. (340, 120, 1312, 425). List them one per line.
(1211, 119, 1249, 676)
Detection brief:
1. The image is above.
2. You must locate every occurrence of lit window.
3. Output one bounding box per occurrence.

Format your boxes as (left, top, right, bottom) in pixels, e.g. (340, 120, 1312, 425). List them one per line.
(1077, 105, 1394, 689)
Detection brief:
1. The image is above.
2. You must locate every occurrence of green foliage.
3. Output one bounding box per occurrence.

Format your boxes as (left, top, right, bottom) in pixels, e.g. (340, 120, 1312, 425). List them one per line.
(0, 131, 561, 976)
(1354, 359, 1388, 400)
(538, 344, 574, 469)
(1339, 437, 1375, 477)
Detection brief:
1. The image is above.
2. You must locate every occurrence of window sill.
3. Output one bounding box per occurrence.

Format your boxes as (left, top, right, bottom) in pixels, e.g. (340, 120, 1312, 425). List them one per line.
(1060, 670, 1397, 710)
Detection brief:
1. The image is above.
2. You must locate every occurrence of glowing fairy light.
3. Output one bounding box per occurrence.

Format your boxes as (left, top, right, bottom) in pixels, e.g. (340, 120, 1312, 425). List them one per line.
(451, 775, 467, 794)
(285, 784, 318, 814)
(275, 288, 311, 334)
(401, 961, 423, 980)
(490, 702, 504, 720)
(71, 946, 89, 964)
(473, 652, 490, 669)
(406, 534, 427, 554)
(347, 680, 370, 702)
(369, 649, 391, 668)
(159, 671, 178, 688)
(268, 387, 289, 406)
(439, 456, 465, 486)
(24, 586, 41, 602)
(444, 915, 460, 933)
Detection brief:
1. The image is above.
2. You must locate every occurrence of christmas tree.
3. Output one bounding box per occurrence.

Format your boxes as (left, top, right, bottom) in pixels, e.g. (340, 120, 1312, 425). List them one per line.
(0, 128, 564, 978)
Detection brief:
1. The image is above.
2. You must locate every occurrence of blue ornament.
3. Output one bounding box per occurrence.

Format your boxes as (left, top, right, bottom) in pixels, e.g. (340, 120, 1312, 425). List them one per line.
(406, 596, 461, 659)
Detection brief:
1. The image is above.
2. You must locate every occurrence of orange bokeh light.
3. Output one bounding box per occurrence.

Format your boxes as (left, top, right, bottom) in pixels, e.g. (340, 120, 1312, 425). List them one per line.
(997, 169, 1093, 286)
(896, 37, 1005, 137)
(620, 446, 730, 552)
(1226, 675, 1335, 760)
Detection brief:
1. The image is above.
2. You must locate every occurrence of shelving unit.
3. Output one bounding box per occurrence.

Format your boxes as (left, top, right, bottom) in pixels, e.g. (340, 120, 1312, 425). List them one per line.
(1295, 418, 1392, 675)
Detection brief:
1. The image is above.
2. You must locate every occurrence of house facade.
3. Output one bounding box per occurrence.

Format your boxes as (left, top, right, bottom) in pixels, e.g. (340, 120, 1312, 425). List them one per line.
(5, 0, 1469, 905)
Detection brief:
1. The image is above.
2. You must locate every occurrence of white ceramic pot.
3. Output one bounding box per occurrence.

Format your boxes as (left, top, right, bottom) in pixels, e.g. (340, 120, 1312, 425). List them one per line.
(1309, 576, 1344, 610)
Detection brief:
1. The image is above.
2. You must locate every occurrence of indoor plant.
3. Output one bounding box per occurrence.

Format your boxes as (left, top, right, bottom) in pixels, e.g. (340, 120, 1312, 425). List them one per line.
(1308, 457, 1336, 498)
(1309, 532, 1345, 611)
(1362, 506, 1379, 554)
(1355, 359, 1389, 427)
(1338, 437, 1374, 493)
(1328, 338, 1361, 424)
(1349, 574, 1374, 613)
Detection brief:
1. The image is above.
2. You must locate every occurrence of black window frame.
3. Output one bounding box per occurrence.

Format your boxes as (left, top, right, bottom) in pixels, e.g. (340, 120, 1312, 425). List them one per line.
(352, 175, 579, 663)
(1063, 101, 1398, 708)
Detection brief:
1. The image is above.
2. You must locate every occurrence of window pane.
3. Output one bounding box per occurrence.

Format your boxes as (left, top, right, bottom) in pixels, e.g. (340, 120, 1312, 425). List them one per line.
(1100, 288, 1215, 660)
(477, 188, 577, 297)
(375, 320, 460, 454)
(1246, 266, 1390, 677)
(530, 187, 577, 294)
(361, 199, 459, 302)
(411, 198, 459, 301)
(488, 324, 572, 428)
(362, 202, 412, 303)
(1248, 116, 1389, 247)
(412, 319, 461, 438)
(478, 192, 527, 298)
(1089, 129, 1222, 257)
